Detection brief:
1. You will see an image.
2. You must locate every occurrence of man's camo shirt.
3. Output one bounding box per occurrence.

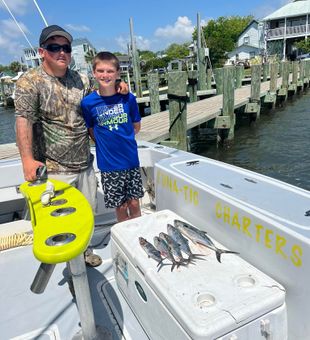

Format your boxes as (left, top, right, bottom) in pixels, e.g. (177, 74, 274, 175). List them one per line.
(15, 65, 93, 173)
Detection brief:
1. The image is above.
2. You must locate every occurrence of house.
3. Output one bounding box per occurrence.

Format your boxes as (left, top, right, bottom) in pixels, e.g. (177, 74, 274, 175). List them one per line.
(71, 38, 96, 75)
(227, 20, 264, 64)
(262, 0, 310, 60)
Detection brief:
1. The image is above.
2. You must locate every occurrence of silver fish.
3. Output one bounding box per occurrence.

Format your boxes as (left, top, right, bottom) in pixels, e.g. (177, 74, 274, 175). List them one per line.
(159, 231, 188, 264)
(174, 219, 239, 263)
(154, 236, 179, 272)
(167, 223, 204, 262)
(139, 237, 163, 267)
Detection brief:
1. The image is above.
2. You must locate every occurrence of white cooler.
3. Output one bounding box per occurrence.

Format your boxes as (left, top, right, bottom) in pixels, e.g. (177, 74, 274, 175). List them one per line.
(111, 210, 287, 340)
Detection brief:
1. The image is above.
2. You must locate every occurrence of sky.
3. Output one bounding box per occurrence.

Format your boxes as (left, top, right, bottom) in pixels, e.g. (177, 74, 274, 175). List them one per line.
(0, 0, 291, 65)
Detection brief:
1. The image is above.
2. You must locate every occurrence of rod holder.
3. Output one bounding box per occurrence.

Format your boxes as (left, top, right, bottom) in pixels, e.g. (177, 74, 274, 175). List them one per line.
(30, 262, 56, 294)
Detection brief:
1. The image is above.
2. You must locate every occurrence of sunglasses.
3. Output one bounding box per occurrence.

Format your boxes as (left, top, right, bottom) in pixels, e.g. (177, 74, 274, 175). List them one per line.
(42, 44, 72, 53)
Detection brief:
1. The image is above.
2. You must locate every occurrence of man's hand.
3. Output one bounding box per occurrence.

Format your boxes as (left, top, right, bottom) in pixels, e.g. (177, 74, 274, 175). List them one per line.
(116, 80, 129, 95)
(22, 158, 45, 182)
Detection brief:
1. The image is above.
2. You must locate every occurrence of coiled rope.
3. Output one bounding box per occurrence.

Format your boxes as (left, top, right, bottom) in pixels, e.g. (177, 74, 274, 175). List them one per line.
(0, 232, 33, 251)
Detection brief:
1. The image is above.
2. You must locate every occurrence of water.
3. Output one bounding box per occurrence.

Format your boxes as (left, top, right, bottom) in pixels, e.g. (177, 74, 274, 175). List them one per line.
(1, 92, 309, 191)
(193, 91, 310, 191)
(0, 107, 16, 144)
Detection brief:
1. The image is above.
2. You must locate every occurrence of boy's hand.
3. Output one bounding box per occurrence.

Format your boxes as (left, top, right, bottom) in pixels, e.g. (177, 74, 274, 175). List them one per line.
(116, 80, 129, 94)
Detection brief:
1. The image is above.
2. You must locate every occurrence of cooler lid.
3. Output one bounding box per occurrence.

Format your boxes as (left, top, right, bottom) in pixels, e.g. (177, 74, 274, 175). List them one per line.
(111, 210, 286, 338)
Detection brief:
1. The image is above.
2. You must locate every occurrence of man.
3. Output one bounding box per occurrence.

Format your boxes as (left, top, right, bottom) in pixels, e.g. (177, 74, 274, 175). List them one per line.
(15, 25, 127, 267)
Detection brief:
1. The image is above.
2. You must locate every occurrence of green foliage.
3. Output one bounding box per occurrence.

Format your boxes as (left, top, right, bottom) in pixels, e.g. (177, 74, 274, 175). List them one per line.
(139, 50, 157, 61)
(197, 15, 254, 67)
(165, 43, 190, 60)
(294, 39, 310, 54)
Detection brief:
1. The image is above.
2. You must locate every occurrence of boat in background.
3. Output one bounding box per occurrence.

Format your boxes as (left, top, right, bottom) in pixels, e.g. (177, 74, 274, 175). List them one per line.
(0, 140, 309, 340)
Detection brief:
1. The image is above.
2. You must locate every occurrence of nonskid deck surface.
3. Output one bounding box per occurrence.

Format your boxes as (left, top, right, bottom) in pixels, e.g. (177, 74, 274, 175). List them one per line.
(0, 223, 149, 340)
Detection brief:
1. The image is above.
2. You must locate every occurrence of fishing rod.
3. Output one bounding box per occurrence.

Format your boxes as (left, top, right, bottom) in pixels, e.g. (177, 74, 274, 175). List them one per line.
(32, 0, 48, 27)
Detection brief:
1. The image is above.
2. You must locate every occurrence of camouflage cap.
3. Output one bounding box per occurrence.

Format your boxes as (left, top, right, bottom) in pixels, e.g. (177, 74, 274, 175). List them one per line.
(39, 25, 73, 46)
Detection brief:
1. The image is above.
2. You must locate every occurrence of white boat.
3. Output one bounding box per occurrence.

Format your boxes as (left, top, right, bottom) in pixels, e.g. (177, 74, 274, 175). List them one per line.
(0, 140, 309, 340)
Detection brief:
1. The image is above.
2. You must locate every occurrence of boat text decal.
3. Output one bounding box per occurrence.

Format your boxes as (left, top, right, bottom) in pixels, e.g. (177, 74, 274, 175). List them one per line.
(215, 201, 303, 268)
(156, 169, 199, 206)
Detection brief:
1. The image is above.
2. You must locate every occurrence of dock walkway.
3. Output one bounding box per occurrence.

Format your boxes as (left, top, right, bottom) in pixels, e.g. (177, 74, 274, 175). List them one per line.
(137, 79, 280, 143)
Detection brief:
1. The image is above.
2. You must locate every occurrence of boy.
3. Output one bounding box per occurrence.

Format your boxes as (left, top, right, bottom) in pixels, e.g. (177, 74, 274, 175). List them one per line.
(81, 52, 144, 222)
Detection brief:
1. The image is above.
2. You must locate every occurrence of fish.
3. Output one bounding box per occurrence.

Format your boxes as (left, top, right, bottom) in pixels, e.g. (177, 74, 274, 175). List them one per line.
(167, 223, 205, 262)
(174, 219, 239, 263)
(139, 237, 163, 267)
(153, 236, 180, 272)
(158, 231, 190, 264)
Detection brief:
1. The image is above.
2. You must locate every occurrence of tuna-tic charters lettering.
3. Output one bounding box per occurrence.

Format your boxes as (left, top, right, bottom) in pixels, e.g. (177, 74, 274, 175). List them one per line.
(215, 201, 303, 268)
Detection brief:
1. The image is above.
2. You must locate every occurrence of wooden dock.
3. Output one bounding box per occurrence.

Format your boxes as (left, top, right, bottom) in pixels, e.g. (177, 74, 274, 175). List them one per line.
(137, 78, 281, 143)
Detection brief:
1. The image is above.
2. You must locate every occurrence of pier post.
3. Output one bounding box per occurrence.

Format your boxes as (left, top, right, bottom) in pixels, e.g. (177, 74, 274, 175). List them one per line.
(129, 17, 143, 98)
(288, 61, 298, 96)
(197, 48, 207, 91)
(235, 65, 244, 89)
(147, 73, 160, 114)
(206, 69, 212, 90)
(297, 61, 304, 91)
(214, 66, 235, 143)
(264, 63, 278, 108)
(278, 61, 289, 101)
(188, 70, 199, 150)
(262, 63, 269, 82)
(245, 64, 261, 120)
(303, 60, 310, 87)
(214, 68, 223, 94)
(161, 71, 188, 150)
(188, 70, 198, 103)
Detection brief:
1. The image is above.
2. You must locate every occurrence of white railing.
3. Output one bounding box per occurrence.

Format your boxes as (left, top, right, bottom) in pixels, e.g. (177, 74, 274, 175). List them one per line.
(267, 24, 310, 39)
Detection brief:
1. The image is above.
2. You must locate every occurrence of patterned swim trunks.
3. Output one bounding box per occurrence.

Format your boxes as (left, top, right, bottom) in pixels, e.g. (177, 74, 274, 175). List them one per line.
(101, 167, 144, 208)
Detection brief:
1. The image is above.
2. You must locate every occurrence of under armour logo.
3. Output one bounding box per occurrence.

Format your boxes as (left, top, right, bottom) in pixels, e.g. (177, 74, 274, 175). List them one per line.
(109, 124, 119, 131)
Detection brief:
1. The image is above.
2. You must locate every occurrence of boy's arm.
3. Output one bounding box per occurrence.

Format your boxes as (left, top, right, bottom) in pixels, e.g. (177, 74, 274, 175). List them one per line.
(88, 128, 96, 142)
(133, 122, 141, 134)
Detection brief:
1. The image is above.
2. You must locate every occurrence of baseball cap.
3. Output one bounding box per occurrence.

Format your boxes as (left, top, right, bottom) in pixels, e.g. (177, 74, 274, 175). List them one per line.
(39, 25, 73, 46)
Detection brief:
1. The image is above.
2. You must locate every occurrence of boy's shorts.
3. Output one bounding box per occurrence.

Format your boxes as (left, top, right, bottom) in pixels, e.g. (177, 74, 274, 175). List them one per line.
(101, 167, 144, 208)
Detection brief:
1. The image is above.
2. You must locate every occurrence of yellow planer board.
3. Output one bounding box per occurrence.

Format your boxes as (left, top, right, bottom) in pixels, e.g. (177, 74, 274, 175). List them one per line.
(20, 179, 94, 264)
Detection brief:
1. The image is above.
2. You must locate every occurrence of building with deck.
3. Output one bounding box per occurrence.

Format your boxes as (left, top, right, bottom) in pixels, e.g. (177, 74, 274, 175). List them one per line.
(263, 0, 310, 60)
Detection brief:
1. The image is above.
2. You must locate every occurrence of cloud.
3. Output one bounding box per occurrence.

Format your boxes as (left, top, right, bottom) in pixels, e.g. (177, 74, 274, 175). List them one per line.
(1, 18, 29, 38)
(0, 0, 29, 16)
(154, 16, 194, 42)
(65, 24, 91, 32)
(0, 19, 30, 58)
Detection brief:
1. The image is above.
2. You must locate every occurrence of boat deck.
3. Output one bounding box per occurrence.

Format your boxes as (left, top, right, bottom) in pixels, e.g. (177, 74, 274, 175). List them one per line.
(0, 211, 153, 340)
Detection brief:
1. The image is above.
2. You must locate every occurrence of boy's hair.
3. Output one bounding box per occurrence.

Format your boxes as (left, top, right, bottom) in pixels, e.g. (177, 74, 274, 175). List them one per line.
(92, 51, 120, 71)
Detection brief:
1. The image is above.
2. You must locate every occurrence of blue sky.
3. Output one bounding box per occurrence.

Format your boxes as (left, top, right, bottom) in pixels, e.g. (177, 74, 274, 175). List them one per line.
(0, 0, 291, 65)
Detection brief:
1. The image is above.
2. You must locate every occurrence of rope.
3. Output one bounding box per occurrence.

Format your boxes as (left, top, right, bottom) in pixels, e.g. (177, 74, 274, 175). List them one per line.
(0, 232, 33, 251)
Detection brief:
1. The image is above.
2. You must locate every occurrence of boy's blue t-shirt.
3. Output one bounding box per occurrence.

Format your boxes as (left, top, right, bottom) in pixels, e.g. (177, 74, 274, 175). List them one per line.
(81, 91, 141, 172)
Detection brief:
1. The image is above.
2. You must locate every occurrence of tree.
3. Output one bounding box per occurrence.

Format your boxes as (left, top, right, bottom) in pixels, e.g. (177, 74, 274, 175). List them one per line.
(9, 61, 21, 73)
(294, 39, 310, 54)
(196, 15, 253, 67)
(165, 43, 190, 60)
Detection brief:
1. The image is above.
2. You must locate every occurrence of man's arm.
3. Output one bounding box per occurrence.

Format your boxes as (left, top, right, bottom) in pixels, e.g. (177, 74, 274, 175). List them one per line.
(116, 80, 129, 95)
(16, 116, 43, 181)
